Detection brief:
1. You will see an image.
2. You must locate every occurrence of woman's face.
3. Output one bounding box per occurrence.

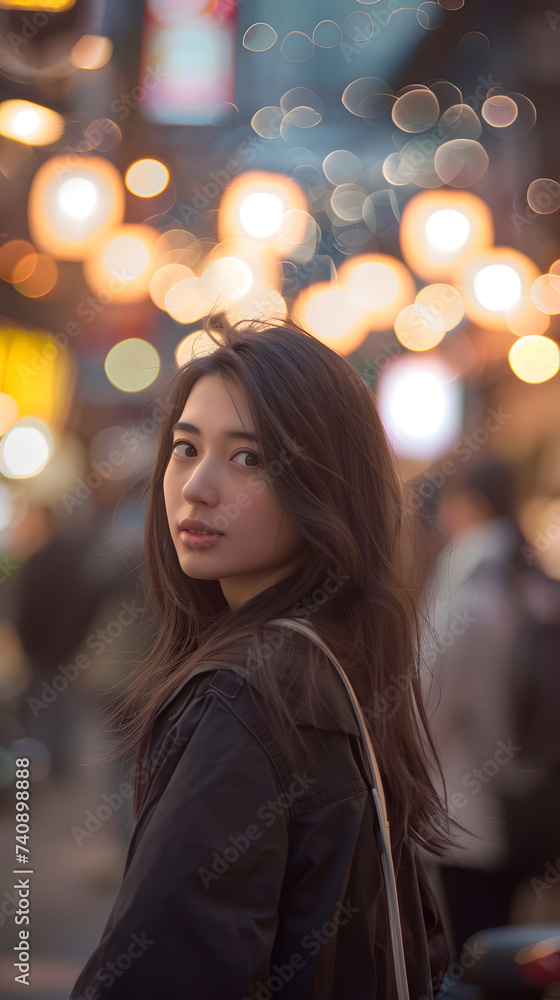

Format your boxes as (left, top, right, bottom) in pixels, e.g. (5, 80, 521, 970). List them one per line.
(163, 374, 309, 609)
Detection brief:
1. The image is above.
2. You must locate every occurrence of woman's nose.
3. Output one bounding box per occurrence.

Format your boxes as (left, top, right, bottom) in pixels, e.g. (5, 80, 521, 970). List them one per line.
(181, 462, 219, 505)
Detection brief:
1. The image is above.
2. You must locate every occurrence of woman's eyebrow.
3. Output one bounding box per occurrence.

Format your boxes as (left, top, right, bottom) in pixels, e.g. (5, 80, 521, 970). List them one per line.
(172, 421, 260, 442)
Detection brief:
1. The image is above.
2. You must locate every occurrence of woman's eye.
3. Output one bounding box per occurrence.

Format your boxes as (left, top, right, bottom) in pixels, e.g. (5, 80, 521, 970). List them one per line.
(171, 441, 259, 468)
(171, 441, 195, 459)
(232, 450, 260, 469)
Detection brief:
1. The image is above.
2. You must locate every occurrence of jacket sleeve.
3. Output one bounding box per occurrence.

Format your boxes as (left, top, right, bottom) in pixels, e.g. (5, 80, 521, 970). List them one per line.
(69, 691, 290, 1000)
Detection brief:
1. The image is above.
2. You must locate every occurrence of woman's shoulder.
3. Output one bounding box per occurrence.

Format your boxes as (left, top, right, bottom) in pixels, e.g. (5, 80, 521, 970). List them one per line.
(156, 621, 361, 743)
(219, 623, 361, 737)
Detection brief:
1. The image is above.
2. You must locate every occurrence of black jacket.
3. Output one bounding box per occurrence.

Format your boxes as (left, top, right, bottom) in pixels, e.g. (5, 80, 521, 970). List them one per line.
(69, 633, 450, 1000)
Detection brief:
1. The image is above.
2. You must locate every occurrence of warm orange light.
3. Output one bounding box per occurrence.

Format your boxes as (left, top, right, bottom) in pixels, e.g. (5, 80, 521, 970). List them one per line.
(28, 155, 125, 260)
(206, 237, 279, 284)
(292, 282, 372, 354)
(338, 253, 416, 331)
(155, 229, 200, 269)
(165, 278, 207, 325)
(458, 247, 540, 331)
(415, 283, 465, 332)
(125, 158, 170, 198)
(505, 296, 550, 337)
(218, 170, 309, 258)
(0, 100, 64, 146)
(83, 225, 159, 303)
(70, 35, 113, 70)
(160, 240, 273, 324)
(0, 240, 36, 282)
(531, 274, 560, 315)
(12, 254, 58, 298)
(509, 335, 560, 384)
(0, 1, 75, 9)
(394, 304, 446, 352)
(400, 189, 494, 282)
(149, 264, 196, 310)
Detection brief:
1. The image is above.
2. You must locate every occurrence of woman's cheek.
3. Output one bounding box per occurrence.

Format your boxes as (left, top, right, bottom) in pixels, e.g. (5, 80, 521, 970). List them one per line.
(246, 471, 266, 495)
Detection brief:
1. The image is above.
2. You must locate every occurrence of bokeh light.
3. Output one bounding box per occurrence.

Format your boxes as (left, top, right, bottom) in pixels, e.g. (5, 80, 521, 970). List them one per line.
(83, 224, 158, 302)
(241, 193, 284, 238)
(218, 170, 309, 257)
(0, 418, 52, 478)
(433, 139, 489, 187)
(400, 189, 494, 281)
(280, 31, 314, 62)
(509, 335, 560, 384)
(104, 339, 161, 392)
(312, 20, 343, 48)
(0, 325, 75, 430)
(165, 276, 207, 324)
(28, 156, 125, 260)
(425, 209, 470, 253)
(70, 35, 113, 70)
(481, 95, 518, 128)
(376, 354, 464, 460)
(0, 100, 64, 146)
(459, 247, 540, 330)
(506, 297, 551, 338)
(394, 304, 446, 351)
(415, 282, 465, 331)
(438, 104, 482, 140)
(125, 159, 170, 198)
(323, 149, 362, 185)
(200, 256, 253, 308)
(526, 179, 560, 215)
(392, 87, 439, 132)
(12, 253, 58, 298)
(293, 282, 372, 354)
(149, 263, 195, 310)
(531, 274, 560, 315)
(339, 253, 416, 330)
(475, 265, 522, 312)
(243, 23, 278, 52)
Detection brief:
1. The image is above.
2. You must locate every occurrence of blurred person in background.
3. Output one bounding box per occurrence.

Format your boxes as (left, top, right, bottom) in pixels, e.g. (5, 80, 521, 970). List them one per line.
(11, 501, 108, 781)
(11, 494, 141, 790)
(421, 454, 560, 954)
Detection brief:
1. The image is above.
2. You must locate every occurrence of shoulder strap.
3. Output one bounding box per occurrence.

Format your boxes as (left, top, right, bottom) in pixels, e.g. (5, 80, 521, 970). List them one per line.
(265, 617, 411, 1000)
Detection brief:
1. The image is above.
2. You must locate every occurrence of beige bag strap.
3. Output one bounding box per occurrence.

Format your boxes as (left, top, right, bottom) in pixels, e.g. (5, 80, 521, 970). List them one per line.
(266, 617, 411, 1000)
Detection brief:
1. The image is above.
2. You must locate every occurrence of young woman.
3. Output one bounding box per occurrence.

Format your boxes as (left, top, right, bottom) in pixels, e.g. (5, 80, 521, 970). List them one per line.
(70, 312, 456, 1000)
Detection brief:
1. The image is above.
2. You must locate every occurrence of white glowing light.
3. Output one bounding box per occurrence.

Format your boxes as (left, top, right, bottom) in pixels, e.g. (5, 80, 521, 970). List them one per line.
(57, 177, 99, 220)
(239, 193, 284, 238)
(390, 371, 447, 440)
(474, 264, 522, 312)
(103, 237, 150, 280)
(12, 109, 40, 138)
(377, 357, 463, 460)
(0, 426, 50, 477)
(425, 209, 470, 254)
(201, 257, 253, 306)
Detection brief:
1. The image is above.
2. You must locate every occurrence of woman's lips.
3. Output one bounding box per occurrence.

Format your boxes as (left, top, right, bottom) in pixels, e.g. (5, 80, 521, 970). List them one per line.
(179, 529, 224, 549)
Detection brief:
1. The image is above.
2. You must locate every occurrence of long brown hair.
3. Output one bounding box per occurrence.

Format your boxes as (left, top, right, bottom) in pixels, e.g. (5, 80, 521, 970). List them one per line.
(106, 310, 459, 855)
